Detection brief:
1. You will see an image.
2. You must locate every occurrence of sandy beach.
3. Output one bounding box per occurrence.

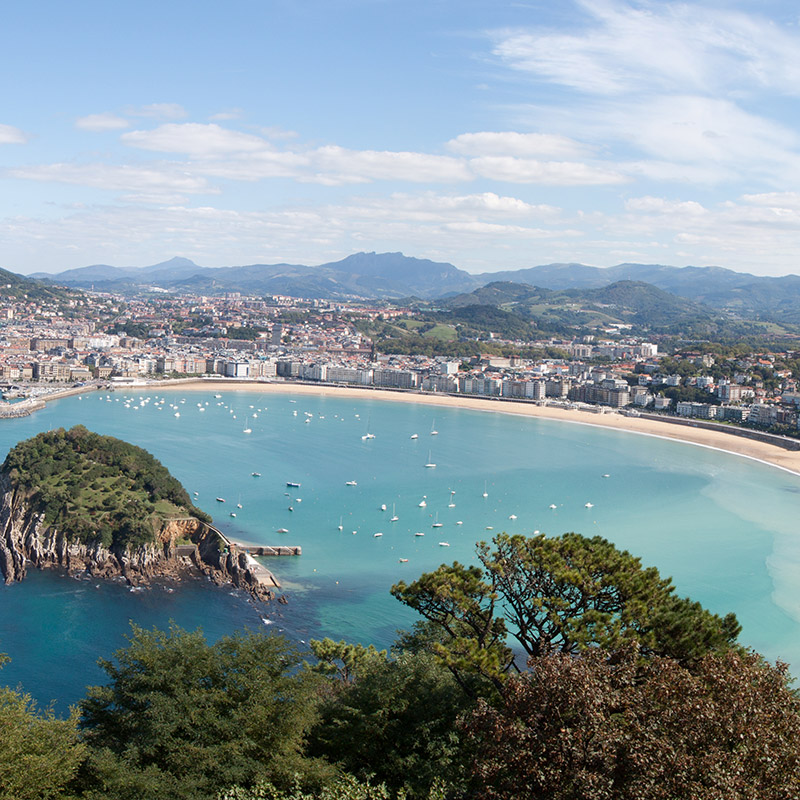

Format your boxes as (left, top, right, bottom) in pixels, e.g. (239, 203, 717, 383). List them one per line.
(141, 378, 800, 477)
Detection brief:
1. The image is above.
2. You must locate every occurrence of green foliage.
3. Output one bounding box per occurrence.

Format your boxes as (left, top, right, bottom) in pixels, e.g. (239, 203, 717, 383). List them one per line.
(220, 773, 449, 800)
(78, 625, 329, 800)
(393, 533, 741, 689)
(307, 649, 471, 799)
(2, 426, 210, 551)
(307, 638, 387, 683)
(0, 684, 84, 799)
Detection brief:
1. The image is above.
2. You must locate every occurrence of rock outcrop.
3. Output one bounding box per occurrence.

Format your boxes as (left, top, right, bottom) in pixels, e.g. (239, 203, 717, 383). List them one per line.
(0, 475, 274, 601)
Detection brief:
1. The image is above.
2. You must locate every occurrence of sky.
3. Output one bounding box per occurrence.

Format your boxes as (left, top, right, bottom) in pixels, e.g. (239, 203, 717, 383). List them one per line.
(3, 0, 800, 276)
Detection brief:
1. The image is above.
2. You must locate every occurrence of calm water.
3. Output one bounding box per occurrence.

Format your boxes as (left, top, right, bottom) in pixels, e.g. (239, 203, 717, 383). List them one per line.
(1, 387, 799, 708)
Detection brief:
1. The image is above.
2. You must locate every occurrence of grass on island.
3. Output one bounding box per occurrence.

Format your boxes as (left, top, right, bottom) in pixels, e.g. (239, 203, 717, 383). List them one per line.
(2, 425, 211, 551)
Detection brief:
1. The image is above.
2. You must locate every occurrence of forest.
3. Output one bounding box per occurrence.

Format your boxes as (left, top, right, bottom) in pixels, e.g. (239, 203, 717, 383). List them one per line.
(1, 531, 798, 800)
(1, 426, 210, 551)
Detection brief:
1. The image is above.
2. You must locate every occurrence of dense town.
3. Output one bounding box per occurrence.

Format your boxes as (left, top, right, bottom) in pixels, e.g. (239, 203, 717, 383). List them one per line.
(1, 285, 799, 439)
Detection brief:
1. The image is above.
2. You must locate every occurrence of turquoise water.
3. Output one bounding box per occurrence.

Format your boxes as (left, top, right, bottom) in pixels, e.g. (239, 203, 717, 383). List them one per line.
(1, 387, 799, 708)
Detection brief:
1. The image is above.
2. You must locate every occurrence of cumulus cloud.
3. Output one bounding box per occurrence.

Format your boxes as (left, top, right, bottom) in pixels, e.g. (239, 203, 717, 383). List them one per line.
(9, 163, 215, 199)
(307, 145, 472, 184)
(447, 131, 589, 158)
(0, 124, 27, 144)
(470, 155, 627, 185)
(122, 123, 268, 157)
(75, 113, 130, 131)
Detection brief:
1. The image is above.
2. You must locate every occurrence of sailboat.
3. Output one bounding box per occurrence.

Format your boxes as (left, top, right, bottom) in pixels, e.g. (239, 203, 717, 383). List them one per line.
(425, 450, 436, 469)
(337, 516, 343, 531)
(390, 503, 399, 522)
(482, 481, 488, 498)
(432, 513, 443, 528)
(430, 420, 438, 435)
(361, 415, 376, 440)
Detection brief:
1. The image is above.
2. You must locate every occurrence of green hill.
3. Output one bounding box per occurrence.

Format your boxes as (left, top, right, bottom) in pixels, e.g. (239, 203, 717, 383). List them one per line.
(2, 426, 210, 550)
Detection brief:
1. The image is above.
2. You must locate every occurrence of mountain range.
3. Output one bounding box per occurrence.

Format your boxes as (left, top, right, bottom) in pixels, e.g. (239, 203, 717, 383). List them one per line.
(23, 251, 800, 326)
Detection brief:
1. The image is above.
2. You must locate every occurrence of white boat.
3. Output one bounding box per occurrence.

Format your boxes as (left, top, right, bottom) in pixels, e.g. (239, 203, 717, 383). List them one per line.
(230, 512, 236, 518)
(432, 513, 443, 528)
(345, 480, 358, 486)
(430, 420, 438, 436)
(448, 502, 455, 508)
(361, 433, 375, 441)
(399, 558, 409, 563)
(216, 497, 225, 503)
(390, 503, 399, 522)
(482, 481, 488, 498)
(418, 497, 427, 508)
(287, 481, 301, 487)
(373, 532, 383, 538)
(380, 503, 387, 511)
(456, 521, 463, 525)
(252, 472, 261, 477)
(277, 528, 289, 533)
(438, 542, 450, 547)
(602, 474, 610, 478)
(509, 514, 517, 520)
(410, 433, 418, 439)
(174, 412, 180, 418)
(415, 532, 425, 536)
(337, 517, 343, 531)
(425, 450, 436, 469)
(585, 502, 594, 508)
(243, 427, 252, 434)
(549, 504, 557, 509)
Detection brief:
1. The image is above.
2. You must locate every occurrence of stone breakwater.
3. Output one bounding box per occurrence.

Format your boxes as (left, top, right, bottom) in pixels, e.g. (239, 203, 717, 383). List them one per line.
(0, 476, 277, 602)
(0, 400, 46, 418)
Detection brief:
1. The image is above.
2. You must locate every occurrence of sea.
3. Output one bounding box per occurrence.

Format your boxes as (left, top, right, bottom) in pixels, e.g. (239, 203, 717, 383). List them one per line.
(1, 386, 799, 709)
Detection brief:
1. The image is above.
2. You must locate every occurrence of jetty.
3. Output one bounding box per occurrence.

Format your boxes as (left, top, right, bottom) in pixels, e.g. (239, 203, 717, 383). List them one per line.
(171, 518, 299, 590)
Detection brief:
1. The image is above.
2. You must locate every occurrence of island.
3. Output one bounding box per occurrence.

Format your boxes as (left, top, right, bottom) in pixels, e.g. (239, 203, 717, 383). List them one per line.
(0, 425, 276, 600)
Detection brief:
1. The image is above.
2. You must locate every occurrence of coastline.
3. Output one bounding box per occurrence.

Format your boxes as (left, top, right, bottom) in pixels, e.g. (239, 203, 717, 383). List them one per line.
(149, 378, 800, 478)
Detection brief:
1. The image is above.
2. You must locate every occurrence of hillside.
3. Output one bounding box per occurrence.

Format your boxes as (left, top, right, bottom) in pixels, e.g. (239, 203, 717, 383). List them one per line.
(440, 279, 781, 339)
(2, 425, 210, 551)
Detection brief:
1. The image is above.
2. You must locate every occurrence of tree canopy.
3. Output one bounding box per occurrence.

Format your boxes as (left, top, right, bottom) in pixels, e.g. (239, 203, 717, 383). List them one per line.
(463, 644, 800, 800)
(392, 532, 740, 690)
(78, 625, 329, 800)
(2, 426, 210, 550)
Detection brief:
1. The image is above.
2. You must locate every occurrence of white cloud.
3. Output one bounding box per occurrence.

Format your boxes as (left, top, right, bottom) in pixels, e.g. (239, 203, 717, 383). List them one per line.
(447, 131, 589, 158)
(0, 124, 27, 144)
(307, 145, 472, 184)
(9, 163, 215, 199)
(470, 155, 626, 185)
(75, 113, 130, 132)
(624, 196, 708, 216)
(491, 0, 800, 97)
(125, 103, 188, 120)
(122, 123, 268, 157)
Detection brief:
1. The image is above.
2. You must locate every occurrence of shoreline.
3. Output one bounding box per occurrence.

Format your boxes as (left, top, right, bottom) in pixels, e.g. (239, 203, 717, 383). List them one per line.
(144, 378, 800, 478)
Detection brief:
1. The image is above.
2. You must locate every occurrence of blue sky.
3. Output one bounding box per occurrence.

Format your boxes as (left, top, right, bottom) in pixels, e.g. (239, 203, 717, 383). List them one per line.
(3, 0, 800, 276)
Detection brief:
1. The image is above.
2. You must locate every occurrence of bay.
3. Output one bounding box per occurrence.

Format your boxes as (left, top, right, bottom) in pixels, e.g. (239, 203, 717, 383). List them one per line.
(1, 387, 798, 709)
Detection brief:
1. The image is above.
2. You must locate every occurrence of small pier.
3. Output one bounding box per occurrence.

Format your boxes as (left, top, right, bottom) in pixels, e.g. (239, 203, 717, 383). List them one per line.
(239, 545, 301, 556)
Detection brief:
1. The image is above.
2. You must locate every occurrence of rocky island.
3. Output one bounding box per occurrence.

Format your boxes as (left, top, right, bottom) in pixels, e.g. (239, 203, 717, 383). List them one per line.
(0, 425, 276, 600)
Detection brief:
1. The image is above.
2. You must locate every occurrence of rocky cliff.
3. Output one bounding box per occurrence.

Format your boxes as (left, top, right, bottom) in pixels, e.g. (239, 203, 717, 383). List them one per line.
(0, 475, 274, 601)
